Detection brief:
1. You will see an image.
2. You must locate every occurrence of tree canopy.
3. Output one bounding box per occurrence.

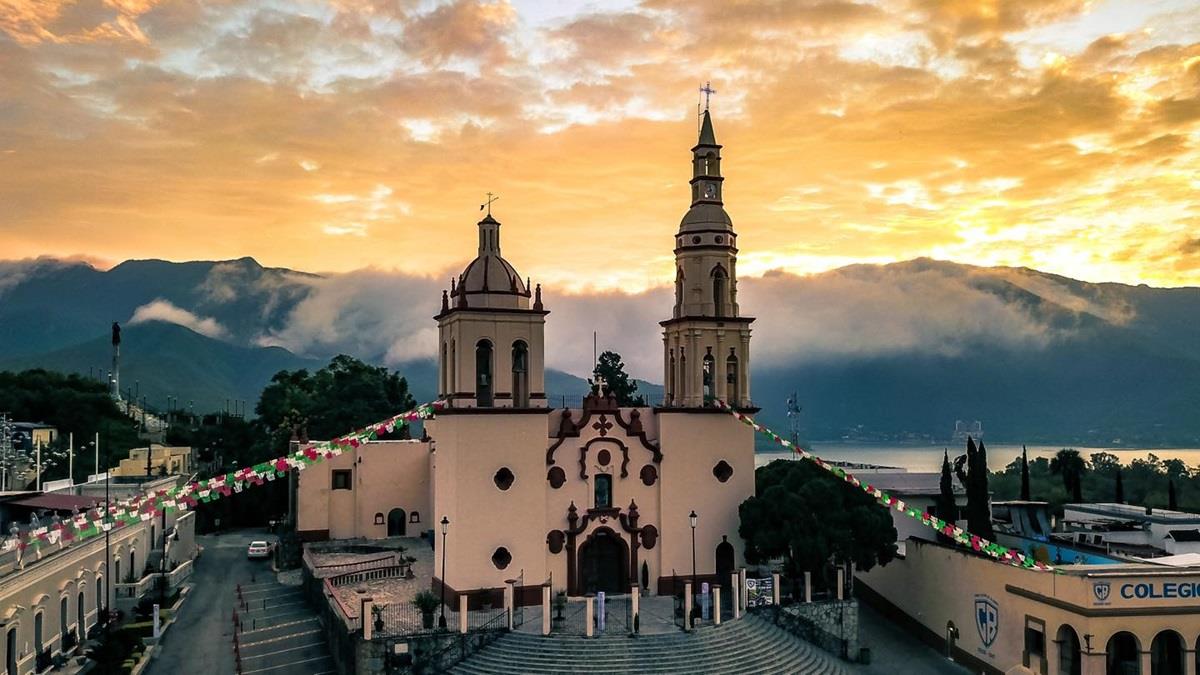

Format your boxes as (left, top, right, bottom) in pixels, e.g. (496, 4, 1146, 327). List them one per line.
(739, 459, 897, 586)
(0, 369, 144, 483)
(255, 354, 416, 454)
(992, 450, 1199, 514)
(589, 351, 645, 406)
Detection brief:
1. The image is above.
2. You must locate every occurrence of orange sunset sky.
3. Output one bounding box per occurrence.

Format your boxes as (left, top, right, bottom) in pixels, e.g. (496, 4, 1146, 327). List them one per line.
(1, 0, 1198, 292)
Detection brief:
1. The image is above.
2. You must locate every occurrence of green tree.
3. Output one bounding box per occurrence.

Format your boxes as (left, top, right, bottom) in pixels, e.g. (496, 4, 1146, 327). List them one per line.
(1051, 449, 1086, 503)
(935, 450, 957, 544)
(589, 351, 645, 406)
(1115, 469, 1125, 504)
(254, 355, 417, 456)
(739, 459, 897, 589)
(0, 369, 144, 483)
(969, 439, 996, 539)
(1169, 479, 1178, 510)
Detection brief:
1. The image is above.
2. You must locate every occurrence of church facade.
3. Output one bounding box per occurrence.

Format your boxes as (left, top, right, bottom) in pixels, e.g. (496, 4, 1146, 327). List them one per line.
(298, 109, 757, 605)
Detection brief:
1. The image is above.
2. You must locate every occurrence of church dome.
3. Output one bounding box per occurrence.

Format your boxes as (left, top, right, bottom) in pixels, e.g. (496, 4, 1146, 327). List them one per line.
(449, 213, 531, 310)
(679, 203, 733, 233)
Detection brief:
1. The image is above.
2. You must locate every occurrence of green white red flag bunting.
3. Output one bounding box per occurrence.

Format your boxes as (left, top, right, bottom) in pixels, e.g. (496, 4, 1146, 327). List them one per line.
(714, 400, 1054, 573)
(1, 401, 444, 555)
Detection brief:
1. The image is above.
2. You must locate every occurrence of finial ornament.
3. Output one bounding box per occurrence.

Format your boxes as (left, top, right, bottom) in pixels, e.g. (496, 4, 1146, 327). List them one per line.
(480, 192, 499, 216)
(699, 81, 716, 111)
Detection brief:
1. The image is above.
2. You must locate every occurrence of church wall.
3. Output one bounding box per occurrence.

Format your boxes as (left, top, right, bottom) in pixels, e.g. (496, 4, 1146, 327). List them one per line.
(296, 440, 432, 541)
(543, 406, 665, 597)
(655, 411, 754, 591)
(426, 413, 552, 600)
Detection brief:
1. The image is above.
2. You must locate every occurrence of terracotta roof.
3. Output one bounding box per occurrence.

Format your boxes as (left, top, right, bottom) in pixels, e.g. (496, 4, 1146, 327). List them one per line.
(9, 493, 102, 511)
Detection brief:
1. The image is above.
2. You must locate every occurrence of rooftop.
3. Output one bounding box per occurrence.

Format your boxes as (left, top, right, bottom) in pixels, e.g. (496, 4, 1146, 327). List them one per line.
(8, 493, 103, 512)
(862, 472, 965, 495)
(1064, 502, 1200, 524)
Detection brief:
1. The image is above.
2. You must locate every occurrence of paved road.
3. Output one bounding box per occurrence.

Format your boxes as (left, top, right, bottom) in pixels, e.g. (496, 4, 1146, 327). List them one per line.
(148, 529, 332, 675)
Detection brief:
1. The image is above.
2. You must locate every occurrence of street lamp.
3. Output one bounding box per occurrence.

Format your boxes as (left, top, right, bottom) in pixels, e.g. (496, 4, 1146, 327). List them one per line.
(689, 510, 698, 625)
(439, 516, 450, 629)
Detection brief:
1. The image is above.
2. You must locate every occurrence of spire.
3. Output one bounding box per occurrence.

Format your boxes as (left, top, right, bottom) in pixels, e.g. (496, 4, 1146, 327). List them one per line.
(698, 109, 717, 147)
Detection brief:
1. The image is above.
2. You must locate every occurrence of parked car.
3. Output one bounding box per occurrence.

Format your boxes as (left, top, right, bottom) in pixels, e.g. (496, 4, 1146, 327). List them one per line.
(247, 541, 271, 559)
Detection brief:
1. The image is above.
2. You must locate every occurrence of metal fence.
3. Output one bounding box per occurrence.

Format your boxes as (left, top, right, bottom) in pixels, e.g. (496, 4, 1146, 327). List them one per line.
(552, 597, 589, 636)
(373, 603, 506, 638)
(415, 609, 509, 673)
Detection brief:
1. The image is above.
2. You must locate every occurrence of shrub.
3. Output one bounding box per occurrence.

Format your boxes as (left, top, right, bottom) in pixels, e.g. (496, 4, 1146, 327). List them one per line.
(412, 590, 440, 614)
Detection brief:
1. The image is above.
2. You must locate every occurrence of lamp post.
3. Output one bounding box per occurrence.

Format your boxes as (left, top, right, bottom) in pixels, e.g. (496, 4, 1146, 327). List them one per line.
(689, 510, 698, 624)
(439, 516, 450, 629)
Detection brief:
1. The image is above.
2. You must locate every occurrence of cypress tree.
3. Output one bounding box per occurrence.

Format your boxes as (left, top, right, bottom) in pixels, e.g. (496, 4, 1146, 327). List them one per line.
(1169, 480, 1178, 511)
(1019, 445, 1031, 502)
(972, 440, 996, 539)
(1115, 469, 1125, 504)
(935, 450, 957, 544)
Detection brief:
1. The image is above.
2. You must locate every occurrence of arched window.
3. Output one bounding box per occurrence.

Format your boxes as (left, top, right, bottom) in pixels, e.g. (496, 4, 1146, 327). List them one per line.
(702, 352, 715, 402)
(34, 611, 43, 660)
(1107, 632, 1141, 675)
(711, 265, 728, 316)
(674, 268, 685, 316)
(679, 350, 687, 402)
(594, 474, 613, 509)
(475, 339, 493, 407)
(449, 340, 456, 395)
(668, 349, 676, 405)
(60, 596, 68, 647)
(705, 151, 718, 175)
(7, 626, 17, 675)
(726, 352, 739, 405)
(440, 342, 447, 396)
(77, 591, 85, 642)
(512, 341, 529, 407)
(96, 575, 104, 622)
(1151, 630, 1183, 675)
(129, 550, 136, 581)
(1057, 624, 1081, 675)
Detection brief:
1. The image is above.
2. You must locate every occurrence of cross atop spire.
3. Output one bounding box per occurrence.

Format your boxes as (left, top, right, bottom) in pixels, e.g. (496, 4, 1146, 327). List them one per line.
(480, 192, 499, 216)
(699, 81, 716, 111)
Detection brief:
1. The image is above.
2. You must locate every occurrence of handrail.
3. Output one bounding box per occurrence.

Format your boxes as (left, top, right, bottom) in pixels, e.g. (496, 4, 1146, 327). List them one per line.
(309, 553, 398, 578)
(323, 577, 360, 628)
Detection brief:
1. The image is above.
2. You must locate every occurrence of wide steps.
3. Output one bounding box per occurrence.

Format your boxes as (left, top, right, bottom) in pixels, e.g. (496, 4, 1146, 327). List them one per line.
(451, 615, 850, 674)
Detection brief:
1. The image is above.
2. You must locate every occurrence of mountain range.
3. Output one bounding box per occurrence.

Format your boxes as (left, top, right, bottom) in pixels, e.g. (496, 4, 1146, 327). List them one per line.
(0, 256, 1197, 445)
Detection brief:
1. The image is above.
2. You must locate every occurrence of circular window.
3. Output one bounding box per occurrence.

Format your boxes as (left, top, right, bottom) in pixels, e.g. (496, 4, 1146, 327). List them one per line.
(491, 547, 512, 570)
(494, 467, 515, 491)
(715, 235, 723, 244)
(546, 530, 565, 554)
(597, 449, 611, 467)
(641, 524, 659, 550)
(692, 236, 702, 244)
(547, 466, 566, 489)
(639, 464, 658, 487)
(713, 460, 734, 483)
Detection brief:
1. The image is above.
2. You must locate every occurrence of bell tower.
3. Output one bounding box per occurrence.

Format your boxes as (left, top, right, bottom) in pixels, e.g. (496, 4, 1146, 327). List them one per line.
(436, 210, 548, 408)
(661, 105, 753, 408)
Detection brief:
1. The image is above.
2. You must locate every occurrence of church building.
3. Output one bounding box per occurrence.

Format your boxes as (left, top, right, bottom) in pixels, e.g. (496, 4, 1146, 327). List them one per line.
(297, 108, 758, 605)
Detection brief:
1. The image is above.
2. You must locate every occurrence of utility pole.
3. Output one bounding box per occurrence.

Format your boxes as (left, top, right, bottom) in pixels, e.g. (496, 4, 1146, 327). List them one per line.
(68, 432, 74, 486)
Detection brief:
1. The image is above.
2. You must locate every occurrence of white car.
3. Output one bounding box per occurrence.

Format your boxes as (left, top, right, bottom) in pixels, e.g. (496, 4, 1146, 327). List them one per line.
(247, 541, 271, 559)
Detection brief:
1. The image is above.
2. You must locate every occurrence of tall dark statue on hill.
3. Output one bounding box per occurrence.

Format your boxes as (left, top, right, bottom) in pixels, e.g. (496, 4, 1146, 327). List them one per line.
(111, 322, 121, 346)
(1019, 446, 1031, 501)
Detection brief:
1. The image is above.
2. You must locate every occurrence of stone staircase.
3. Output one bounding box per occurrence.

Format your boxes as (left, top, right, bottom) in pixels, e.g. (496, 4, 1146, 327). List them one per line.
(450, 614, 851, 674)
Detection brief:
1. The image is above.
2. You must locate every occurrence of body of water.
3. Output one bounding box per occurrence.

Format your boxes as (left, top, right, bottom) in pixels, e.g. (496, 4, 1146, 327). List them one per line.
(755, 443, 1200, 473)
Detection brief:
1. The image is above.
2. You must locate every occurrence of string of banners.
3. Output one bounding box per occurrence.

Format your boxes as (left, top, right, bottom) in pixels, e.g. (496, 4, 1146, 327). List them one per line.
(715, 399, 1054, 573)
(1, 401, 444, 554)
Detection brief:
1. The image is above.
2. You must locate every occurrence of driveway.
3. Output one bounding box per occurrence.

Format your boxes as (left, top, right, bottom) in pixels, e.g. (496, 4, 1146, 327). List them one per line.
(147, 529, 329, 675)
